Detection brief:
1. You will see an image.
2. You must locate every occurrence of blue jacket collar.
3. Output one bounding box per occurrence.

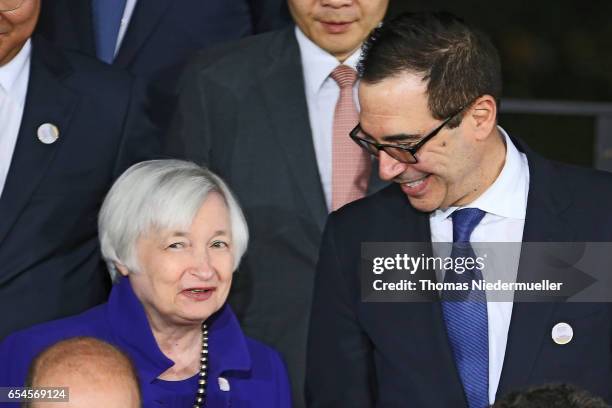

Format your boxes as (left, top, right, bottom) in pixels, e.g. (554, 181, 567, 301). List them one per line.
(107, 277, 252, 382)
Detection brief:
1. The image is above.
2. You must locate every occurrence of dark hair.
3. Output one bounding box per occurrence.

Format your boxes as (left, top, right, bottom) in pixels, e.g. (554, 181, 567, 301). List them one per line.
(358, 11, 502, 127)
(493, 383, 610, 408)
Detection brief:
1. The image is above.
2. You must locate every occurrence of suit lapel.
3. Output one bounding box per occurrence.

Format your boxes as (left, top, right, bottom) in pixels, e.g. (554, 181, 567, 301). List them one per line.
(371, 187, 468, 405)
(0, 38, 78, 246)
(113, 0, 172, 68)
(497, 139, 573, 396)
(258, 28, 328, 231)
(70, 0, 96, 57)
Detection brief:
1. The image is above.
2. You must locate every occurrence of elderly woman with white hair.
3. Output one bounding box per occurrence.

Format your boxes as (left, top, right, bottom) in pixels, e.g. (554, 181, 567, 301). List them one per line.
(0, 160, 291, 407)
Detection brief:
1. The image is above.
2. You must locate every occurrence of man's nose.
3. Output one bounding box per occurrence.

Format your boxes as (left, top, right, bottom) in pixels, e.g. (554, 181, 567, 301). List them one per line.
(378, 150, 407, 181)
(321, 0, 354, 8)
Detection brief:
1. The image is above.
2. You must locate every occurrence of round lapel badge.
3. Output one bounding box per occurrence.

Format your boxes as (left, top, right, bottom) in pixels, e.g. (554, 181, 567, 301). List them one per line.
(37, 123, 59, 145)
(551, 322, 573, 345)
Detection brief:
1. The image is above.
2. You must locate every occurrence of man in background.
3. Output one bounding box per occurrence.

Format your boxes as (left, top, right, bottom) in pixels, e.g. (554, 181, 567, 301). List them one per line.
(25, 337, 140, 408)
(166, 1, 389, 406)
(0, 0, 158, 339)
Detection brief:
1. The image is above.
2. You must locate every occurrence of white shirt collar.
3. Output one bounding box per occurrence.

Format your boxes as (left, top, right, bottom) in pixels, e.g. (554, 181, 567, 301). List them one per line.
(431, 127, 529, 221)
(295, 26, 361, 97)
(0, 39, 31, 95)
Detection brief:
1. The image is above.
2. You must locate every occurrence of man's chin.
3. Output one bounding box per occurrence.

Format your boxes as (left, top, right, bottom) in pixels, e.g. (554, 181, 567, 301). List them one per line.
(405, 194, 440, 213)
(398, 177, 443, 213)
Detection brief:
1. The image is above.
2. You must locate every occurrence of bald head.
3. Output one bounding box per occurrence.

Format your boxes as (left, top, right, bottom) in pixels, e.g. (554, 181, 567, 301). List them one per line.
(26, 337, 140, 408)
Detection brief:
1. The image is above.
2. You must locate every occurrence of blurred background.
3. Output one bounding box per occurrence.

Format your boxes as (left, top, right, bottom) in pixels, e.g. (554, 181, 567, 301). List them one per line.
(387, 0, 612, 170)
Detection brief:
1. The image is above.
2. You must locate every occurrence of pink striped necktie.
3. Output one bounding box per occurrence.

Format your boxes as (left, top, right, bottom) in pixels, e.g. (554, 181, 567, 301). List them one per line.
(330, 64, 371, 211)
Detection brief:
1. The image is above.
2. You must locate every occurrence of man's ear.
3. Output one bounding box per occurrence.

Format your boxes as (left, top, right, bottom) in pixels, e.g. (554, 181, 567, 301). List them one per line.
(467, 95, 497, 140)
(114, 262, 130, 277)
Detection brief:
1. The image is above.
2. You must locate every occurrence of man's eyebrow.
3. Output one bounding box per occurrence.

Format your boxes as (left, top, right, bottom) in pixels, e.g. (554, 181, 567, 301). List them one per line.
(380, 133, 422, 143)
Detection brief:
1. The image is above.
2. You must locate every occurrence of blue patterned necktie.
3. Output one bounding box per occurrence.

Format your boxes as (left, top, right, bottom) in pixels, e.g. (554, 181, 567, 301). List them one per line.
(92, 0, 128, 64)
(441, 208, 489, 408)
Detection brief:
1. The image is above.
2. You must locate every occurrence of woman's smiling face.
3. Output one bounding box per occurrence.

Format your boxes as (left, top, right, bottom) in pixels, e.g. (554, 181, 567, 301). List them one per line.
(125, 192, 235, 327)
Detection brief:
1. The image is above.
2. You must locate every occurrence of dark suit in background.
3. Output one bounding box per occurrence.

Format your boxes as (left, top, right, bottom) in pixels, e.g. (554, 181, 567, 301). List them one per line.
(0, 36, 159, 340)
(306, 138, 612, 407)
(165, 28, 386, 408)
(36, 0, 292, 129)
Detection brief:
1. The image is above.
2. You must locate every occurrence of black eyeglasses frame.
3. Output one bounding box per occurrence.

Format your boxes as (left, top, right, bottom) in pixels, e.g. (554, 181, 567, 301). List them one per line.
(349, 104, 469, 164)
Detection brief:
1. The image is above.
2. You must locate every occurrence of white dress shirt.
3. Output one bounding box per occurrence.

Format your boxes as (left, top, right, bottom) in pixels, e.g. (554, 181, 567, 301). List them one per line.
(430, 128, 530, 404)
(295, 27, 361, 211)
(114, 0, 138, 57)
(0, 40, 31, 198)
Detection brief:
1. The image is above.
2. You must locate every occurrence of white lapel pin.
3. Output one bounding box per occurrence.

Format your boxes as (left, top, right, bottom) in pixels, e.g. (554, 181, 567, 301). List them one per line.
(218, 376, 230, 392)
(37, 123, 59, 145)
(551, 322, 573, 345)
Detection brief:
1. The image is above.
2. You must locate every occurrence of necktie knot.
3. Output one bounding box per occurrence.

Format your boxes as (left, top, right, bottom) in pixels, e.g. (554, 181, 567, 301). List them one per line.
(330, 65, 357, 89)
(452, 208, 485, 243)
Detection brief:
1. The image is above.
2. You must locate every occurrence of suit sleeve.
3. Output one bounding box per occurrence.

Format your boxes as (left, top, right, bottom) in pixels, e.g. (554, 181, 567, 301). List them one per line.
(112, 77, 162, 178)
(306, 216, 376, 408)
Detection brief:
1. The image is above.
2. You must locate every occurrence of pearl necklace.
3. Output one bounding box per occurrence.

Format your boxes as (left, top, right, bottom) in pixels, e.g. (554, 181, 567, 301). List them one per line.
(193, 322, 209, 408)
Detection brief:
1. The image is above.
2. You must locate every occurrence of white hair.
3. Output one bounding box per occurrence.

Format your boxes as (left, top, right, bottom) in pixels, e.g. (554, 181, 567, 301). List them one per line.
(98, 160, 249, 280)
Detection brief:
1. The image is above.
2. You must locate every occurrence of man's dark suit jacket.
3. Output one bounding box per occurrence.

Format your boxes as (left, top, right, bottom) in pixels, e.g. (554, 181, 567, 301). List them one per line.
(306, 137, 612, 407)
(165, 27, 386, 408)
(36, 0, 292, 128)
(0, 36, 159, 340)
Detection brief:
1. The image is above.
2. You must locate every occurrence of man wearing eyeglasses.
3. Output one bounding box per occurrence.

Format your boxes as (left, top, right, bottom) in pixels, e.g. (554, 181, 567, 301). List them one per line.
(307, 11, 612, 408)
(0, 0, 158, 339)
